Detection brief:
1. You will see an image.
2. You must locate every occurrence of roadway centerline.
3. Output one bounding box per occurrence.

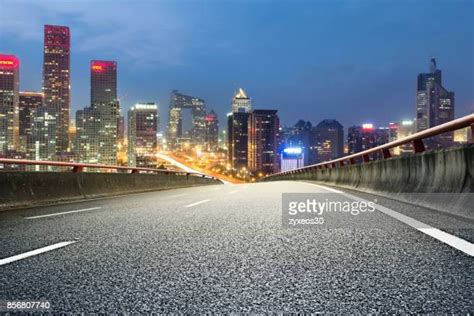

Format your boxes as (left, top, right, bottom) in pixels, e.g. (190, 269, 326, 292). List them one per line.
(302, 182, 474, 257)
(184, 199, 211, 208)
(24, 207, 102, 220)
(0, 241, 77, 266)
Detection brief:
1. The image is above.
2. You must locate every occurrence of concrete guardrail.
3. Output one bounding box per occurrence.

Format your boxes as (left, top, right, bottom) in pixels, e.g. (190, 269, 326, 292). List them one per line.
(262, 144, 473, 219)
(0, 172, 222, 211)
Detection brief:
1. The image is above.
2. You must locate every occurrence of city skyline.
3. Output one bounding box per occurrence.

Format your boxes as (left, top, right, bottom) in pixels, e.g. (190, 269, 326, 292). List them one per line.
(0, 2, 473, 313)
(1, 0, 472, 131)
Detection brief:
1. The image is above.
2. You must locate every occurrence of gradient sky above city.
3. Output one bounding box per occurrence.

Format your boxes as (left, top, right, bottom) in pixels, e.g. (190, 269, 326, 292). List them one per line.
(0, 0, 473, 131)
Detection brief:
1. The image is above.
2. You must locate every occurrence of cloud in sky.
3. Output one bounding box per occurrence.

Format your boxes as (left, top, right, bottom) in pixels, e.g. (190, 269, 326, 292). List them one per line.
(0, 0, 198, 67)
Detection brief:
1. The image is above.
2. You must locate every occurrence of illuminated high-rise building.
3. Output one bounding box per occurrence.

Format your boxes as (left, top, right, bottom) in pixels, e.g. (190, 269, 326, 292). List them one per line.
(0, 54, 20, 155)
(167, 90, 206, 148)
(75, 107, 99, 164)
(248, 109, 279, 174)
(313, 119, 344, 163)
(231, 88, 251, 113)
(77, 60, 119, 165)
(68, 118, 76, 153)
(43, 25, 70, 154)
(281, 120, 313, 165)
(205, 110, 219, 152)
(128, 103, 158, 168)
(91, 60, 117, 105)
(117, 115, 125, 146)
(168, 107, 181, 146)
(117, 114, 126, 163)
(280, 147, 304, 172)
(415, 58, 454, 147)
(30, 107, 57, 167)
(19, 91, 44, 154)
(348, 124, 389, 158)
(387, 121, 415, 155)
(227, 112, 250, 171)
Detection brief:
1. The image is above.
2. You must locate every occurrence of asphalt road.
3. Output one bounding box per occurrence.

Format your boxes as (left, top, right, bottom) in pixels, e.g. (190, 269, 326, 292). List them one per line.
(0, 181, 472, 313)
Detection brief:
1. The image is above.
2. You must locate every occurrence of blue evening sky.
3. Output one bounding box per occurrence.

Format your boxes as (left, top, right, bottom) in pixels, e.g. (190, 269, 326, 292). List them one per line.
(0, 0, 473, 132)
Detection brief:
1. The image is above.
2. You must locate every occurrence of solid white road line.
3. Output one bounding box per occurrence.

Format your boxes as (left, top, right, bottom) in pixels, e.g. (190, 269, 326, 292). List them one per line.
(168, 193, 188, 198)
(184, 199, 211, 208)
(301, 182, 474, 257)
(0, 241, 76, 266)
(228, 190, 240, 195)
(25, 207, 102, 219)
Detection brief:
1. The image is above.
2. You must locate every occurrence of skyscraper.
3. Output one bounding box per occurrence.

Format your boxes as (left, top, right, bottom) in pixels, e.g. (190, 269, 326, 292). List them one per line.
(280, 147, 305, 172)
(77, 60, 119, 165)
(117, 115, 125, 146)
(205, 110, 219, 152)
(167, 90, 206, 148)
(128, 103, 158, 168)
(390, 120, 415, 155)
(416, 58, 455, 147)
(0, 54, 20, 155)
(282, 120, 313, 165)
(43, 25, 70, 154)
(30, 107, 57, 166)
(231, 88, 251, 113)
(313, 119, 344, 163)
(91, 60, 117, 105)
(248, 109, 279, 174)
(348, 124, 389, 157)
(117, 114, 126, 164)
(75, 107, 100, 164)
(19, 91, 44, 154)
(227, 112, 250, 171)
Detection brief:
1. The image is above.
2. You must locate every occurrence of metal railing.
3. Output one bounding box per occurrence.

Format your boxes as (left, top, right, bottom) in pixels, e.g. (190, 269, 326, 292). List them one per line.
(0, 157, 218, 180)
(264, 113, 474, 179)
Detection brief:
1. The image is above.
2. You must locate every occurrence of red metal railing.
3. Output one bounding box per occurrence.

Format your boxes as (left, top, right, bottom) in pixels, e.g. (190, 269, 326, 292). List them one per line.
(265, 113, 474, 179)
(0, 157, 218, 180)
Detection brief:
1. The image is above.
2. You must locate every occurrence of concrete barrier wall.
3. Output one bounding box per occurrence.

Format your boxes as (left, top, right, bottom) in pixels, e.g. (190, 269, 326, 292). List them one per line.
(262, 145, 473, 219)
(0, 172, 221, 211)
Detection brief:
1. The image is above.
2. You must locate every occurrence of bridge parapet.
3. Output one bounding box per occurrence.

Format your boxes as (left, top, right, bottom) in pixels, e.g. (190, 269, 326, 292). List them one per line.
(0, 163, 222, 211)
(261, 115, 474, 219)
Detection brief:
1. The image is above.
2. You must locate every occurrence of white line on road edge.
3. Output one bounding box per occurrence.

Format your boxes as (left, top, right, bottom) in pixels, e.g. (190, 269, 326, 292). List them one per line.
(0, 241, 77, 266)
(169, 193, 188, 198)
(184, 199, 211, 208)
(228, 190, 240, 194)
(24, 207, 102, 219)
(302, 182, 474, 257)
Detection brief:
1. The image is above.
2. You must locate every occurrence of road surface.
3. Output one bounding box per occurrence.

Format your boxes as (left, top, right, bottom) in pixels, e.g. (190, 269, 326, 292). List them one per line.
(0, 181, 472, 313)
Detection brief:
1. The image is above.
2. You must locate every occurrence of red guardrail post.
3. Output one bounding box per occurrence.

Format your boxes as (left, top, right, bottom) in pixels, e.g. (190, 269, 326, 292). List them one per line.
(349, 157, 356, 165)
(382, 149, 391, 159)
(72, 166, 83, 173)
(362, 154, 370, 163)
(412, 139, 425, 153)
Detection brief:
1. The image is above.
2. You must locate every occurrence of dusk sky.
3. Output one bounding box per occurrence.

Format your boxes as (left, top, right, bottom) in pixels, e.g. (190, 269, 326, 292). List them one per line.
(0, 0, 473, 132)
